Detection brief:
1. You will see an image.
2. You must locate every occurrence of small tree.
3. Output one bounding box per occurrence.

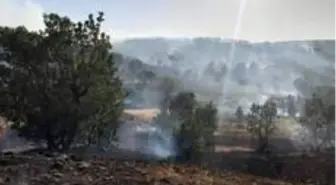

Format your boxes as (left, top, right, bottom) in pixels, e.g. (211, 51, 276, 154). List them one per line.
(170, 92, 217, 163)
(300, 86, 335, 151)
(235, 106, 244, 123)
(247, 99, 277, 154)
(157, 77, 179, 114)
(286, 95, 297, 117)
(0, 12, 124, 151)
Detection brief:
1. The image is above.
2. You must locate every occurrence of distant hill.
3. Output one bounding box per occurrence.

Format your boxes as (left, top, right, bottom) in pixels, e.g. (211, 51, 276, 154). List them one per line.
(113, 38, 335, 113)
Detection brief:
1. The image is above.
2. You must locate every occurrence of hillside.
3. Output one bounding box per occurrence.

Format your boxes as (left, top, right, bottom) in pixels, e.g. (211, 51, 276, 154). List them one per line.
(113, 38, 335, 112)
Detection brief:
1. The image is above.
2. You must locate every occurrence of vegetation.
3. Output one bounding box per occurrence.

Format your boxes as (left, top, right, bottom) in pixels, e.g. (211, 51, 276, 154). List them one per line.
(171, 92, 217, 163)
(300, 86, 335, 151)
(234, 106, 244, 123)
(153, 90, 217, 164)
(286, 95, 297, 117)
(246, 99, 278, 154)
(0, 10, 334, 185)
(0, 12, 124, 151)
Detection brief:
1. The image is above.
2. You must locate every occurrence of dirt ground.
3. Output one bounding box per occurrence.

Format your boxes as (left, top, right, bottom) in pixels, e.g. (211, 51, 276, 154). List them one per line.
(0, 152, 307, 185)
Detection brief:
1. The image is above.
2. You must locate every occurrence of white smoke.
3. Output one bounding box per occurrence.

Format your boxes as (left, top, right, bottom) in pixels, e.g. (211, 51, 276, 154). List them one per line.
(116, 120, 176, 159)
(114, 38, 334, 157)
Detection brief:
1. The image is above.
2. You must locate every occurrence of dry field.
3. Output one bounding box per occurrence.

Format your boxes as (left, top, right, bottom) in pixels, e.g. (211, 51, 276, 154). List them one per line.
(122, 108, 161, 121)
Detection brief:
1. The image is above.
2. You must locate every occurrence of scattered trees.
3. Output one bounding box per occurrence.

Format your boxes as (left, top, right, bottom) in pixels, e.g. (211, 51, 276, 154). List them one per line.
(0, 12, 124, 151)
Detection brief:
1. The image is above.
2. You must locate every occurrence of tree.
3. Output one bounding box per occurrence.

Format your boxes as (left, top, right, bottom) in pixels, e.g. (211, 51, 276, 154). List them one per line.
(169, 92, 217, 163)
(301, 94, 326, 151)
(156, 76, 179, 114)
(169, 92, 197, 120)
(247, 99, 277, 154)
(235, 106, 244, 123)
(300, 86, 335, 151)
(286, 95, 297, 117)
(0, 12, 124, 151)
(231, 62, 247, 85)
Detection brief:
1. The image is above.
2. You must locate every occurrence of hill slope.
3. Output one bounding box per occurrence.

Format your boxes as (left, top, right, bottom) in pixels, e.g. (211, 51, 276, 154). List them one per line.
(113, 38, 335, 112)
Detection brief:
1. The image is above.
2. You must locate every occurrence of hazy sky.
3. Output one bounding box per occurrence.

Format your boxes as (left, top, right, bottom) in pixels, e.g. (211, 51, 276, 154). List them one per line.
(0, 0, 334, 42)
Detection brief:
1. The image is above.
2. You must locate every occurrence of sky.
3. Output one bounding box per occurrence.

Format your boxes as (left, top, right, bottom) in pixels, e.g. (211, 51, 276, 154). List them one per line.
(0, 0, 334, 42)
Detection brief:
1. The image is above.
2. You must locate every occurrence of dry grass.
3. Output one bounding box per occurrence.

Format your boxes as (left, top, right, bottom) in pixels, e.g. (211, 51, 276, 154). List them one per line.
(122, 108, 161, 121)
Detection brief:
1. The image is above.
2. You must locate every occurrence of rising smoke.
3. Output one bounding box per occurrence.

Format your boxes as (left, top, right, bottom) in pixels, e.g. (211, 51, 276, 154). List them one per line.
(116, 120, 176, 159)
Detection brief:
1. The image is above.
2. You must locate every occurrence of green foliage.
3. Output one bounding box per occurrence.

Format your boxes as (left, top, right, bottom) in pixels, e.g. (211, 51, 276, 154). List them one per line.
(247, 99, 277, 154)
(169, 92, 197, 120)
(0, 12, 124, 151)
(169, 92, 217, 163)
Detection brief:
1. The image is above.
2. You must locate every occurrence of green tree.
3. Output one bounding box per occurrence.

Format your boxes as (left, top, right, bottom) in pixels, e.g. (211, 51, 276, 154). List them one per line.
(170, 92, 217, 163)
(169, 92, 197, 120)
(0, 12, 124, 151)
(247, 99, 277, 154)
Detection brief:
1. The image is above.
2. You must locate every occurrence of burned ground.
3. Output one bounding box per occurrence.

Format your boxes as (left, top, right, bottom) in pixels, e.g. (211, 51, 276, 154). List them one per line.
(0, 151, 309, 185)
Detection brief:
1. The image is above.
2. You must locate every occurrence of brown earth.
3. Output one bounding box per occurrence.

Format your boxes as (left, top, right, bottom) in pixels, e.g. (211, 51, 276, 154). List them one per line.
(0, 152, 306, 185)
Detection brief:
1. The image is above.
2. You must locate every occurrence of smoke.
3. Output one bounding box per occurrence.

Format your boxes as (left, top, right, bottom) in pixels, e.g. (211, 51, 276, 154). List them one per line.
(277, 118, 335, 151)
(115, 37, 335, 158)
(0, 128, 36, 153)
(115, 120, 176, 159)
